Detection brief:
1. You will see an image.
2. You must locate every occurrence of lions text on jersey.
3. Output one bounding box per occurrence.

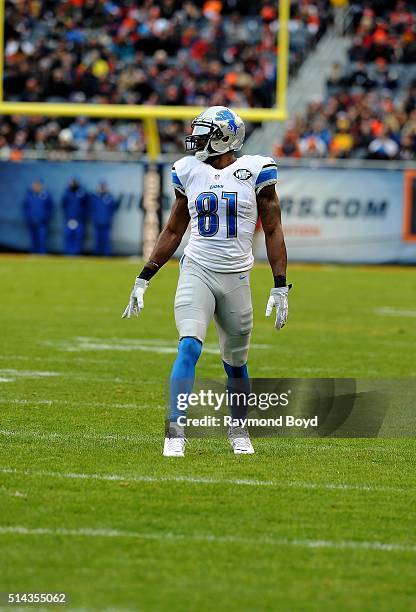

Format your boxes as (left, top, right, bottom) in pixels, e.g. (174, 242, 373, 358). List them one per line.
(171, 155, 278, 272)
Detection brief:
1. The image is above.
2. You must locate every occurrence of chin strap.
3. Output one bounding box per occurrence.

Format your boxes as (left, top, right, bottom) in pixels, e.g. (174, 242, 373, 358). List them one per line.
(195, 149, 210, 161)
(195, 136, 216, 161)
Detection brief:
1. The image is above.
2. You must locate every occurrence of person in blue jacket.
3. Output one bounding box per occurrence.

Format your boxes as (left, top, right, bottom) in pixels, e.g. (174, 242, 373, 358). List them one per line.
(62, 176, 88, 256)
(23, 179, 54, 254)
(89, 181, 119, 256)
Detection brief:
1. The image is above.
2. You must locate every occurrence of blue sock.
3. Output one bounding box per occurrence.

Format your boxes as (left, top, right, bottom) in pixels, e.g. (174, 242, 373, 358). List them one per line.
(223, 361, 250, 424)
(170, 337, 202, 423)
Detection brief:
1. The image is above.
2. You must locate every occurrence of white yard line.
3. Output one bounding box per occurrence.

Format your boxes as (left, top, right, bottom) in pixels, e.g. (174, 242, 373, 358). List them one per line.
(0, 369, 59, 377)
(0, 355, 122, 365)
(0, 369, 59, 383)
(0, 430, 158, 443)
(1, 342, 273, 365)
(0, 466, 410, 494)
(0, 525, 414, 554)
(375, 307, 416, 318)
(0, 398, 162, 410)
(0, 370, 151, 385)
(43, 337, 274, 355)
(63, 343, 183, 355)
(1, 399, 54, 405)
(74, 336, 274, 351)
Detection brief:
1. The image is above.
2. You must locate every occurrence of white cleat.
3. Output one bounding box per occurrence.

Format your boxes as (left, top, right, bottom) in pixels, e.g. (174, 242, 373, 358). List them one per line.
(228, 426, 255, 455)
(163, 435, 186, 457)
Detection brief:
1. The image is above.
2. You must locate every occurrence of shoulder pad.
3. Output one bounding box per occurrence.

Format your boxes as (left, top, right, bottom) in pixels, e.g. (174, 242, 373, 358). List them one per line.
(250, 155, 278, 194)
(172, 156, 199, 195)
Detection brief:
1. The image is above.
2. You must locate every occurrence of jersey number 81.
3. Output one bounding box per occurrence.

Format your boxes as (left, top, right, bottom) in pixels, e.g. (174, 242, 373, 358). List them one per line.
(195, 192, 237, 238)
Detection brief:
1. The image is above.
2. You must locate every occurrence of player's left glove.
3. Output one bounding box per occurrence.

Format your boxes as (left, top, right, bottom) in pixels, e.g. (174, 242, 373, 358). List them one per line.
(265, 286, 291, 330)
(121, 277, 148, 319)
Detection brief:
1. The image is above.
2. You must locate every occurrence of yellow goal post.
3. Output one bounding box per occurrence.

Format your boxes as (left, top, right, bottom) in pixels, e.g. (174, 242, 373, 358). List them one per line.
(0, 0, 289, 160)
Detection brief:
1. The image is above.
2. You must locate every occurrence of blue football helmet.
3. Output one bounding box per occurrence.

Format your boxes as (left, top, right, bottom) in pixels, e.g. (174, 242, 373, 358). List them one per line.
(185, 106, 245, 161)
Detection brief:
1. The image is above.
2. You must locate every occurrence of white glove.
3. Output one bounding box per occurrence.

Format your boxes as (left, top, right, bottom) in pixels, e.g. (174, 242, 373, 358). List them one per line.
(265, 286, 289, 330)
(122, 277, 148, 319)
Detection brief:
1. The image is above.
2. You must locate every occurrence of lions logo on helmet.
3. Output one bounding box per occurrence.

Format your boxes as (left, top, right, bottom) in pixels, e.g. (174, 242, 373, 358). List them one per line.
(185, 106, 245, 162)
(215, 109, 239, 135)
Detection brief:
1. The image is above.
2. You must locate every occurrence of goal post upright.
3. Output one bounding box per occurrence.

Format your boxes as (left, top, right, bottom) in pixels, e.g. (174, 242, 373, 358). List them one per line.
(0, 0, 289, 160)
(277, 0, 289, 113)
(0, 0, 4, 102)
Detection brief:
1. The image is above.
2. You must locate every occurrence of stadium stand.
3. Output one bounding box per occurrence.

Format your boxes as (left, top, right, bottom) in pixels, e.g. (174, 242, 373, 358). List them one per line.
(276, 0, 416, 160)
(2, 0, 329, 156)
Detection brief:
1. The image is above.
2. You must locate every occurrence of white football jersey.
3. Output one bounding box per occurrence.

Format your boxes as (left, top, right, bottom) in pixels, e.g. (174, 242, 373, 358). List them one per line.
(172, 154, 278, 272)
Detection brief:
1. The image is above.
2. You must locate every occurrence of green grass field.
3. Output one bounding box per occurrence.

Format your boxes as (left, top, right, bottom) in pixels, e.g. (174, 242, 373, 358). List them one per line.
(0, 256, 415, 611)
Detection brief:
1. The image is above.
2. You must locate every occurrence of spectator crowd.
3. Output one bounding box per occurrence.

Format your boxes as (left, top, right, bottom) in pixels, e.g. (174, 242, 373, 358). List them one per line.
(277, 0, 416, 160)
(4, 0, 415, 160)
(2, 0, 329, 155)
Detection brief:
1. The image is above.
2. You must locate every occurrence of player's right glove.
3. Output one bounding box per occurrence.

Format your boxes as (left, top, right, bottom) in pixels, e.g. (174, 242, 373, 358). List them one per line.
(122, 277, 148, 319)
(265, 286, 291, 330)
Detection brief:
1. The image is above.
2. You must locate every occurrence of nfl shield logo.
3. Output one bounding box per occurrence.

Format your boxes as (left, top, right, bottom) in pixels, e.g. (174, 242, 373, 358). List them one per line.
(215, 174, 220, 180)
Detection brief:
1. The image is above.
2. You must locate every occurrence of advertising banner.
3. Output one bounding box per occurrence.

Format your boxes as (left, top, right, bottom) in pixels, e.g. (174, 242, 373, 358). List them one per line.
(266, 166, 416, 264)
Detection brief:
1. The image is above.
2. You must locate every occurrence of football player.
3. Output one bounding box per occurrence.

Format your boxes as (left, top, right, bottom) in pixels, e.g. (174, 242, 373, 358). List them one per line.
(123, 106, 289, 457)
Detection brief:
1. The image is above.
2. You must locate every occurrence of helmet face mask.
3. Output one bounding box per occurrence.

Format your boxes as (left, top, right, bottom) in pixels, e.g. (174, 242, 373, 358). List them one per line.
(184, 120, 222, 157)
(184, 106, 245, 161)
